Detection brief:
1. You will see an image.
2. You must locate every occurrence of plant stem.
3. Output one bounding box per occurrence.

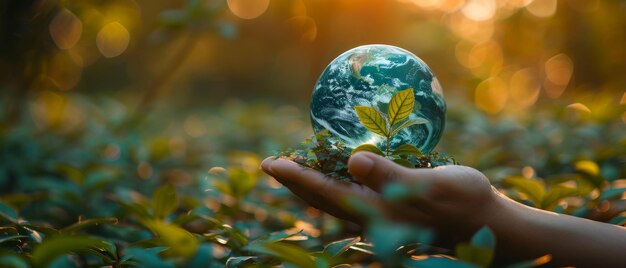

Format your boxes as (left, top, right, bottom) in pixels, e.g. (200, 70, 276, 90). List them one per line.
(386, 135, 390, 157)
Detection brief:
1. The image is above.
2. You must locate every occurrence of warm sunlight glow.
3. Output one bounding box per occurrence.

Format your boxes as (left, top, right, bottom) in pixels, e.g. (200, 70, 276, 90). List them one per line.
(509, 68, 540, 109)
(544, 53, 573, 98)
(474, 77, 507, 114)
(462, 0, 496, 21)
(566, 103, 591, 113)
(227, 0, 270, 20)
(286, 16, 318, 42)
(526, 0, 557, 18)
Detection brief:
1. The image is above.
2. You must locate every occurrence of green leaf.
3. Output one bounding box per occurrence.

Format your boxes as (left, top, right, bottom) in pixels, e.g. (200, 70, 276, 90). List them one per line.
(391, 117, 428, 136)
(351, 144, 384, 156)
(0, 202, 18, 223)
(0, 255, 28, 268)
(388, 88, 415, 126)
(391, 144, 422, 157)
(246, 241, 316, 268)
(541, 184, 579, 210)
(393, 158, 414, 168)
(251, 230, 305, 246)
(31, 236, 108, 267)
(61, 217, 118, 233)
(186, 244, 213, 268)
(471, 226, 495, 249)
(405, 256, 478, 268)
(323, 236, 360, 257)
(609, 215, 626, 225)
(227, 167, 258, 199)
(123, 247, 175, 268)
(0, 235, 28, 245)
(354, 106, 388, 137)
(152, 183, 178, 219)
(225, 256, 261, 267)
(143, 220, 199, 259)
(367, 221, 433, 259)
(599, 187, 626, 201)
(503, 176, 545, 207)
(19, 224, 59, 236)
(455, 243, 494, 267)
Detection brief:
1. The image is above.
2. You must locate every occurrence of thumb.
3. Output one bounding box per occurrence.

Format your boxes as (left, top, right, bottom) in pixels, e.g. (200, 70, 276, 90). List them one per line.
(348, 152, 420, 192)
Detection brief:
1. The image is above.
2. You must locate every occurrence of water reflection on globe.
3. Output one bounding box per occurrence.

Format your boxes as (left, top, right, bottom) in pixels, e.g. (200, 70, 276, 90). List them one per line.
(310, 44, 446, 153)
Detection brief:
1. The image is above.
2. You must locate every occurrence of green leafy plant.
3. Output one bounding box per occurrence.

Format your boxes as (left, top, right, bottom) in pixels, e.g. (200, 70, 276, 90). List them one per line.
(353, 88, 428, 158)
(0, 92, 623, 267)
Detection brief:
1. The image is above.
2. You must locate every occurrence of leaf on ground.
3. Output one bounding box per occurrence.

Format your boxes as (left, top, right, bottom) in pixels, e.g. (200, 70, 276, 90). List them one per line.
(471, 226, 495, 249)
(31, 235, 108, 267)
(455, 243, 494, 267)
(405, 255, 478, 268)
(61, 217, 118, 233)
(0, 235, 29, 245)
(225, 256, 261, 267)
(323, 236, 361, 257)
(0, 202, 19, 223)
(599, 187, 626, 202)
(152, 183, 178, 219)
(541, 184, 579, 210)
(246, 241, 316, 268)
(0, 255, 28, 268)
(503, 176, 545, 207)
(143, 220, 199, 259)
(123, 247, 175, 268)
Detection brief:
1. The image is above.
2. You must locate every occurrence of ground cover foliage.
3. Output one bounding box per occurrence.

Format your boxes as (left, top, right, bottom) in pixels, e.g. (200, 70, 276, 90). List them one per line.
(0, 91, 624, 268)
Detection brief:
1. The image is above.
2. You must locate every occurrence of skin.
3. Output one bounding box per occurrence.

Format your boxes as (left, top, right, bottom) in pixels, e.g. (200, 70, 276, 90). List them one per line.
(261, 152, 626, 267)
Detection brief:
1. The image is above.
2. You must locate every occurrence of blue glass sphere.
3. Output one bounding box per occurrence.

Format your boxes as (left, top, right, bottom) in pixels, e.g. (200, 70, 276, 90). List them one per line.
(310, 44, 446, 153)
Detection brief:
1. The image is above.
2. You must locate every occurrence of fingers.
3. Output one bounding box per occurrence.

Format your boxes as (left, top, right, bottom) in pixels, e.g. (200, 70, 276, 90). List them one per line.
(261, 156, 437, 225)
(347, 152, 425, 192)
(347, 152, 478, 194)
(261, 157, 381, 223)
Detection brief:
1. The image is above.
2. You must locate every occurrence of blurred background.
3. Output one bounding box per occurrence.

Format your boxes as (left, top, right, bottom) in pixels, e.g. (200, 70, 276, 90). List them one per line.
(0, 0, 625, 266)
(1, 0, 624, 169)
(3, 0, 625, 110)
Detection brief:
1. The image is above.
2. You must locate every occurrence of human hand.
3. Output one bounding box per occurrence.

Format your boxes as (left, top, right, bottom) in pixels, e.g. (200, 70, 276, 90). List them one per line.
(262, 152, 626, 267)
(261, 152, 501, 236)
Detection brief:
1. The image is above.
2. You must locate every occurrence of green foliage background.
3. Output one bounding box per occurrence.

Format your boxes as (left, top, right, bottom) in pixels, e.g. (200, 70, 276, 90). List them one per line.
(0, 0, 625, 267)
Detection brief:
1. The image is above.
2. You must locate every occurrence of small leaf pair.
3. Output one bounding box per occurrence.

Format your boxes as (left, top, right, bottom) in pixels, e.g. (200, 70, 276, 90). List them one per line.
(353, 88, 427, 157)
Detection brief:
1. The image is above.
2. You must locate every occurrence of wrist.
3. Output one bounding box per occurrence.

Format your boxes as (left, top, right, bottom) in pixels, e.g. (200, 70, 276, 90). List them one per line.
(472, 186, 520, 234)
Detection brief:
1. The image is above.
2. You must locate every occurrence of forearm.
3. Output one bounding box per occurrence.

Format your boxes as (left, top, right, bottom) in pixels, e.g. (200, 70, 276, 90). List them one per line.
(487, 192, 626, 267)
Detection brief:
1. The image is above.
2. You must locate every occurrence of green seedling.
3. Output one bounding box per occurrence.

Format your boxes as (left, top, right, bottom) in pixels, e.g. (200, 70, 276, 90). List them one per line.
(352, 88, 429, 167)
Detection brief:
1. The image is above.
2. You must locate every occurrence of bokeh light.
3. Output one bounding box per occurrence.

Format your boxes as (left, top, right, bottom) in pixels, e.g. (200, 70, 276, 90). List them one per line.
(474, 77, 508, 114)
(544, 53, 574, 98)
(96, 22, 130, 58)
(461, 0, 496, 21)
(227, 0, 270, 19)
(49, 9, 83, 50)
(509, 68, 540, 109)
(526, 0, 558, 18)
